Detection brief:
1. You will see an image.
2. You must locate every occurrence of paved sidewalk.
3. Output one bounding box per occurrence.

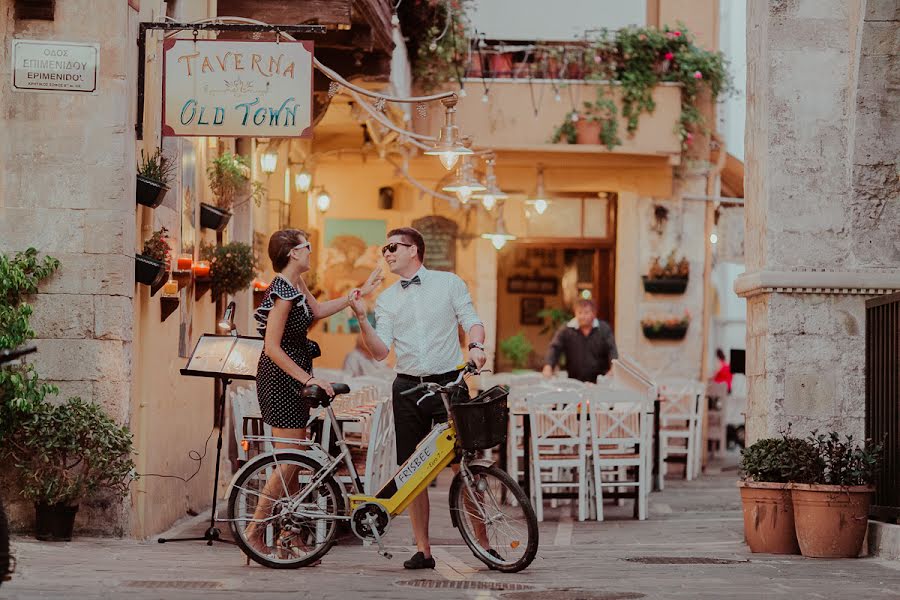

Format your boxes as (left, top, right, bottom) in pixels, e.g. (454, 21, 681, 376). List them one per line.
(3, 454, 900, 599)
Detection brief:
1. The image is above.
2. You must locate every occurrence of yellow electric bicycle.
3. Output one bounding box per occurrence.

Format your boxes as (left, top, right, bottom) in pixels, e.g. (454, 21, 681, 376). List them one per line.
(226, 363, 539, 572)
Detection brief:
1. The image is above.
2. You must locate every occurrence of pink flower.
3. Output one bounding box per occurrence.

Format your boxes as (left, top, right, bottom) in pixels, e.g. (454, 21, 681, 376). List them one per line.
(685, 132, 694, 144)
(674, 31, 682, 37)
(664, 51, 674, 61)
(594, 53, 602, 63)
(639, 34, 647, 41)
(693, 71, 703, 79)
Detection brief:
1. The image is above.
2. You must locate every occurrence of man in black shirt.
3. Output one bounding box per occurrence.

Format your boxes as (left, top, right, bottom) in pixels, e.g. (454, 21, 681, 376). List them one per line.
(542, 299, 618, 382)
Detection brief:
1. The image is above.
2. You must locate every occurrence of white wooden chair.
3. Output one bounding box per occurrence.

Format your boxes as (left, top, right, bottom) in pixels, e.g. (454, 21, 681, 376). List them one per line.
(229, 384, 272, 463)
(656, 378, 705, 489)
(588, 391, 653, 520)
(504, 381, 558, 484)
(705, 381, 729, 458)
(361, 399, 396, 494)
(526, 390, 590, 521)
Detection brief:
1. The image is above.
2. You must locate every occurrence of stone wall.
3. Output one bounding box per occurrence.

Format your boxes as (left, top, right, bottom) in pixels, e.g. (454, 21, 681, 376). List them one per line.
(741, 0, 900, 442)
(0, 0, 136, 533)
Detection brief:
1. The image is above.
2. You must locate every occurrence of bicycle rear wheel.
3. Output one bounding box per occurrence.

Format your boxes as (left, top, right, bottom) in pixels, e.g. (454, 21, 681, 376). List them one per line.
(449, 464, 539, 573)
(227, 452, 344, 569)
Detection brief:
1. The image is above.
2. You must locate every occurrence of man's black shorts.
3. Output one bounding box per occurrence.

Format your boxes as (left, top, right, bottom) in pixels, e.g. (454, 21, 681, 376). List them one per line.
(392, 371, 462, 465)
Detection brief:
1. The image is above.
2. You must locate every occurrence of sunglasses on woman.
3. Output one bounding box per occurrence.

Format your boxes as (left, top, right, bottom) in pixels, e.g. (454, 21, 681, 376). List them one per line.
(292, 241, 311, 253)
(381, 242, 413, 255)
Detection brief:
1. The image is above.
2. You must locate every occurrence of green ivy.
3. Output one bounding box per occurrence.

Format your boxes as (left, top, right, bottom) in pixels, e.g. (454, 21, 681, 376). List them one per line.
(401, 0, 474, 93)
(0, 249, 60, 441)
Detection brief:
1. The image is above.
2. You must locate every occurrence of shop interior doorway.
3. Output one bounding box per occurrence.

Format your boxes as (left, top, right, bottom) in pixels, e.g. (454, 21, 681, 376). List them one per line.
(495, 240, 615, 372)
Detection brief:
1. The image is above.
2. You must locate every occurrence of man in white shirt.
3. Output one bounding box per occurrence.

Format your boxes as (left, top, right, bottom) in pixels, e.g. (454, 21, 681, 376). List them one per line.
(350, 227, 486, 570)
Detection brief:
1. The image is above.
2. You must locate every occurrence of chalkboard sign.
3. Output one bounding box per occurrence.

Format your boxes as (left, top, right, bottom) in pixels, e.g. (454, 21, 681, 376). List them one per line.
(412, 215, 458, 272)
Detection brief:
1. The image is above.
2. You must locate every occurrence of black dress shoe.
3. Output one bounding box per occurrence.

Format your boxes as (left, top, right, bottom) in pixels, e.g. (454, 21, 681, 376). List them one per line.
(403, 551, 436, 569)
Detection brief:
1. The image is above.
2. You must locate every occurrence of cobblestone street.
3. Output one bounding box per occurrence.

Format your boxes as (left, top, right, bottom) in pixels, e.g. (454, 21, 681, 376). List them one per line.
(4, 457, 900, 600)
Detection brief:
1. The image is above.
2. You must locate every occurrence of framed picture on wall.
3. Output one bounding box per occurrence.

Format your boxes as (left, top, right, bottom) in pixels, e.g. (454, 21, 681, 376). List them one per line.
(520, 297, 545, 325)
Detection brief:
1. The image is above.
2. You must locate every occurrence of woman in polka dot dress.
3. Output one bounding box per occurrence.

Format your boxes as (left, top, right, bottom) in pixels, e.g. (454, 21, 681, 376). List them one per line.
(243, 229, 382, 561)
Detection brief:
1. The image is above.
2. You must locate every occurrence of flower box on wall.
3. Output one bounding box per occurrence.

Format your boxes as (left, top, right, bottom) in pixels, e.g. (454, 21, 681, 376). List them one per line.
(135, 175, 169, 208)
(199, 202, 232, 232)
(642, 276, 689, 294)
(135, 254, 167, 288)
(642, 323, 688, 340)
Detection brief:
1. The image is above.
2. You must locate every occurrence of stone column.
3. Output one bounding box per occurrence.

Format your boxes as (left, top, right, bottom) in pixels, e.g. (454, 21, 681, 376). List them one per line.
(739, 0, 900, 442)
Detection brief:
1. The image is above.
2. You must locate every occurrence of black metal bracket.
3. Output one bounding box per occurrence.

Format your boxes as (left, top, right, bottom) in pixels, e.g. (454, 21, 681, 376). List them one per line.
(136, 21, 327, 140)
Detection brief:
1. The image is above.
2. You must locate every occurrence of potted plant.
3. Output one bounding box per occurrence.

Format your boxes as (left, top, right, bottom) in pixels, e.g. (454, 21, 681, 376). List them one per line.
(738, 436, 819, 554)
(3, 397, 134, 541)
(641, 310, 690, 340)
(642, 250, 690, 293)
(200, 241, 257, 298)
(499, 332, 533, 372)
(204, 152, 265, 232)
(135, 226, 169, 287)
(136, 148, 174, 208)
(791, 432, 883, 558)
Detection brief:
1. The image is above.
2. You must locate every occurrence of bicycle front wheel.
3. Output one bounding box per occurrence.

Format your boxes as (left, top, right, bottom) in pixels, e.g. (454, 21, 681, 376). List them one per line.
(449, 464, 539, 573)
(228, 452, 344, 569)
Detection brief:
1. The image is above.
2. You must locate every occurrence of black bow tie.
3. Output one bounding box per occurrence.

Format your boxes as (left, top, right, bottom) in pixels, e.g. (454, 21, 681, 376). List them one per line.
(400, 275, 421, 289)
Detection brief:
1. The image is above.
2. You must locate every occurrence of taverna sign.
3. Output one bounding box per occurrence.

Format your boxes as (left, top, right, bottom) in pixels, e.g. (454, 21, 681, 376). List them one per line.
(162, 39, 313, 137)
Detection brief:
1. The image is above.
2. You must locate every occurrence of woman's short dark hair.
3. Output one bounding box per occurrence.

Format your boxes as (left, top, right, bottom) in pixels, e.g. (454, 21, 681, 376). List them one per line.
(387, 227, 425, 263)
(268, 228, 308, 272)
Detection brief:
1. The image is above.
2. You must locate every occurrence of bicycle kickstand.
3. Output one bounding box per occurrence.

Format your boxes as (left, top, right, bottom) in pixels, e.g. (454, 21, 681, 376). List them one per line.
(363, 514, 392, 560)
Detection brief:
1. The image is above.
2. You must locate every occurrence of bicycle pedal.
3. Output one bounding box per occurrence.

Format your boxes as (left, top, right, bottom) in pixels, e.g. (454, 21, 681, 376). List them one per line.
(380, 552, 392, 560)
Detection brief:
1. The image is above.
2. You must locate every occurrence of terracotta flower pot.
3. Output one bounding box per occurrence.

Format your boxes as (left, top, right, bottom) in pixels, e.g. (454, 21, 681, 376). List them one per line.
(737, 481, 800, 554)
(575, 119, 601, 144)
(490, 53, 513, 78)
(791, 484, 873, 558)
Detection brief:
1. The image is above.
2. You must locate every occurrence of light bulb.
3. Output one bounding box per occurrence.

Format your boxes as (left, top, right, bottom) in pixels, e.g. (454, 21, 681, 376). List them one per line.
(429, 41, 437, 51)
(260, 151, 278, 174)
(534, 198, 548, 215)
(481, 194, 497, 211)
(490, 236, 506, 250)
(481, 93, 489, 103)
(554, 92, 561, 102)
(459, 88, 467, 97)
(316, 192, 331, 212)
(456, 188, 472, 204)
(710, 232, 718, 244)
(438, 152, 459, 171)
(294, 171, 312, 192)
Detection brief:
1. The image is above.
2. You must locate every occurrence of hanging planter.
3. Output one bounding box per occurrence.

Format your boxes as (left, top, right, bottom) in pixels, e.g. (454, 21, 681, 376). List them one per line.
(200, 202, 232, 232)
(135, 254, 167, 287)
(642, 276, 689, 294)
(135, 175, 169, 208)
(641, 311, 690, 340)
(642, 323, 688, 340)
(136, 149, 173, 209)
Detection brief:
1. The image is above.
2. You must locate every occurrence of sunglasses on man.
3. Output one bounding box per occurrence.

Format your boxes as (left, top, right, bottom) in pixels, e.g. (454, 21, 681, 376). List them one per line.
(381, 242, 414, 255)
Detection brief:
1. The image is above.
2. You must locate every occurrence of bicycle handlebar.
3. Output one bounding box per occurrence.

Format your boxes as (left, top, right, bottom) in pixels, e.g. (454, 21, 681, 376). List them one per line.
(0, 346, 36, 366)
(399, 362, 479, 399)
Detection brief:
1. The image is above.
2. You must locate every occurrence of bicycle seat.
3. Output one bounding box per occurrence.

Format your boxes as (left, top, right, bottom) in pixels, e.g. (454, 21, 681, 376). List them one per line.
(301, 383, 350, 407)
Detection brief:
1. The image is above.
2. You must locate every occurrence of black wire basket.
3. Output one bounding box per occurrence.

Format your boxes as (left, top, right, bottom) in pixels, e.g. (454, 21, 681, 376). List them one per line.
(451, 385, 509, 451)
